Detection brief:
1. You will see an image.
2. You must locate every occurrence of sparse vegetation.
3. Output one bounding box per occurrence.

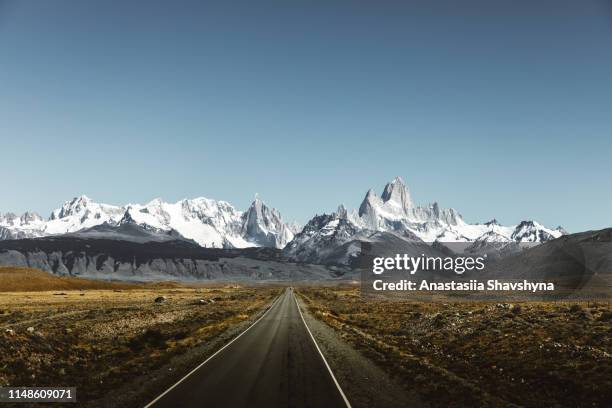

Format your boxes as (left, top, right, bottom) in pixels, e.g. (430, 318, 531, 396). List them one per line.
(298, 286, 612, 408)
(0, 270, 279, 407)
(0, 267, 138, 291)
(2, 267, 609, 408)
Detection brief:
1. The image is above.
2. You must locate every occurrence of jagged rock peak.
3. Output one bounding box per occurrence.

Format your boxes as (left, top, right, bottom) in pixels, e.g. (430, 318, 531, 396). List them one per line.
(380, 176, 413, 210)
(511, 220, 556, 243)
(241, 196, 294, 248)
(20, 212, 43, 224)
(0, 212, 43, 228)
(362, 188, 379, 203)
(358, 189, 380, 227)
(51, 195, 94, 220)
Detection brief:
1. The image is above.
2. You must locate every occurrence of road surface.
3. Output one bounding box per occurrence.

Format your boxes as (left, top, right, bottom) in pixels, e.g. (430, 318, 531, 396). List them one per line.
(146, 288, 350, 408)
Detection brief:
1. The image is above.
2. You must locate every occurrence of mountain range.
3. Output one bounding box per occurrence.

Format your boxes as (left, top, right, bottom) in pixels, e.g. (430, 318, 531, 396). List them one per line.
(4, 178, 609, 285)
(0, 195, 297, 249)
(0, 177, 565, 259)
(283, 177, 565, 264)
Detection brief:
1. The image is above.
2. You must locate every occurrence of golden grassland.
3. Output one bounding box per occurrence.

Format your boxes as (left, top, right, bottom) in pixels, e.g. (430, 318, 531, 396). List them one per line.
(0, 267, 141, 291)
(298, 286, 612, 408)
(0, 268, 279, 407)
(2, 267, 610, 407)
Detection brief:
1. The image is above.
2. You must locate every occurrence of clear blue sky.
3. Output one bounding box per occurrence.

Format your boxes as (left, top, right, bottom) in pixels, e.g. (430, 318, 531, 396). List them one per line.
(1, 0, 611, 232)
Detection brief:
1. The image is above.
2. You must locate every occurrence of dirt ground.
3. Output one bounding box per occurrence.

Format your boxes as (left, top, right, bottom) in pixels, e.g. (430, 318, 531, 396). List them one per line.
(298, 286, 612, 408)
(1, 267, 610, 408)
(0, 275, 279, 407)
(0, 267, 140, 292)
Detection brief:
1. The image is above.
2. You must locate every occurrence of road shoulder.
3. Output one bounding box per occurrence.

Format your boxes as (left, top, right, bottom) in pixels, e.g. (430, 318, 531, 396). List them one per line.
(295, 294, 428, 408)
(89, 293, 281, 408)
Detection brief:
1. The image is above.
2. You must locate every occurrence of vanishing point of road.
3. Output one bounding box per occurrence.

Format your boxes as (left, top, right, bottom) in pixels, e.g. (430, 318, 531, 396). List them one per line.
(145, 288, 350, 408)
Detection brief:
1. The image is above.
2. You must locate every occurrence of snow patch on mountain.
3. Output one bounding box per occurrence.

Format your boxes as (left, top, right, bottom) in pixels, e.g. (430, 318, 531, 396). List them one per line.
(352, 177, 563, 243)
(0, 211, 46, 239)
(1, 195, 294, 249)
(241, 197, 294, 248)
(45, 196, 124, 235)
(0, 178, 566, 258)
(285, 177, 565, 264)
(283, 206, 363, 264)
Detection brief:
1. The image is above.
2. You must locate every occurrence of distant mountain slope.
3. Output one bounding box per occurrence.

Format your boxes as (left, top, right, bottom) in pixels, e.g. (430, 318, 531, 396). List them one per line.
(0, 235, 345, 281)
(484, 228, 612, 281)
(64, 223, 193, 244)
(0, 229, 608, 284)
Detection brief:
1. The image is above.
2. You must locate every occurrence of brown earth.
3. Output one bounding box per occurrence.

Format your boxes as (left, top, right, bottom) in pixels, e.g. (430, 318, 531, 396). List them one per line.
(0, 269, 280, 407)
(298, 286, 612, 408)
(2, 268, 609, 408)
(0, 267, 140, 291)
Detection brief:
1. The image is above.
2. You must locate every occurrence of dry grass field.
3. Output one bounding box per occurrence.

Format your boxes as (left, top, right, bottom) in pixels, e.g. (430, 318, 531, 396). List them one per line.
(2, 267, 610, 407)
(0, 267, 140, 291)
(298, 286, 612, 408)
(0, 267, 279, 407)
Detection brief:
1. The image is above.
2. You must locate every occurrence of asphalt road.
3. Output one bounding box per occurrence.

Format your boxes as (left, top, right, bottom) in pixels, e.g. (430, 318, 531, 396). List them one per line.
(146, 288, 350, 408)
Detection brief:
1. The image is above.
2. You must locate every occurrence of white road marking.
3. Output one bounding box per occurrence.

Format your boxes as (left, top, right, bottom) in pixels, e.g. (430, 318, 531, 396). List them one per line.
(143, 293, 283, 408)
(293, 292, 353, 408)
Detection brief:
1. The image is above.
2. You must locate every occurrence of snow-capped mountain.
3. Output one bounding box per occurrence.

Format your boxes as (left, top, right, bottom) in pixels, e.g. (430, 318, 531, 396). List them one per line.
(0, 211, 46, 239)
(0, 177, 565, 257)
(241, 197, 295, 248)
(0, 212, 43, 227)
(359, 178, 459, 230)
(121, 197, 246, 248)
(0, 195, 294, 249)
(464, 231, 522, 258)
(284, 177, 565, 264)
(46, 196, 125, 235)
(356, 177, 563, 243)
(511, 220, 558, 243)
(283, 206, 362, 264)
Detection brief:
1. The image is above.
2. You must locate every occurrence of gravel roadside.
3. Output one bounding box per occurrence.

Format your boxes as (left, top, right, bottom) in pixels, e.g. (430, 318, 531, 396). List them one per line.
(295, 294, 428, 408)
(89, 293, 282, 408)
